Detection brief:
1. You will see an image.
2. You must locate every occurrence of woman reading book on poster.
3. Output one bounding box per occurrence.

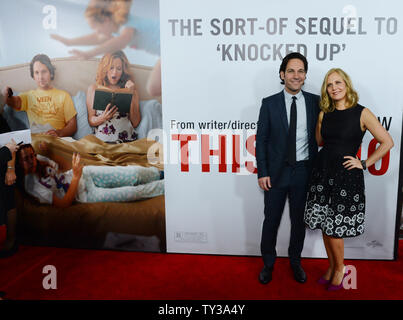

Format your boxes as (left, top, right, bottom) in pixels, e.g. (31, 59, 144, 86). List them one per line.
(86, 50, 140, 143)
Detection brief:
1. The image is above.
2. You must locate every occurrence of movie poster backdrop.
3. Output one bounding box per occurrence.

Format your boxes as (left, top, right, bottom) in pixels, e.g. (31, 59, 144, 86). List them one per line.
(0, 0, 164, 252)
(160, 0, 402, 259)
(0, 0, 401, 259)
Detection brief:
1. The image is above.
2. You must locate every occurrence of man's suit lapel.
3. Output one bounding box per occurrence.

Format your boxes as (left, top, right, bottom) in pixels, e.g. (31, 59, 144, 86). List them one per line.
(278, 91, 289, 133)
(302, 90, 313, 143)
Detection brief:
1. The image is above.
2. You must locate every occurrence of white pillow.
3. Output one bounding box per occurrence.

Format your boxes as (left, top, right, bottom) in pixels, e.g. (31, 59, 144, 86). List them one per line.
(72, 91, 94, 140)
(136, 99, 162, 139)
(2, 91, 30, 131)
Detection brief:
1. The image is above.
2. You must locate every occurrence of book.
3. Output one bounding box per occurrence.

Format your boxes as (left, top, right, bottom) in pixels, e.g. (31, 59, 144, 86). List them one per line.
(0, 129, 31, 147)
(93, 88, 133, 114)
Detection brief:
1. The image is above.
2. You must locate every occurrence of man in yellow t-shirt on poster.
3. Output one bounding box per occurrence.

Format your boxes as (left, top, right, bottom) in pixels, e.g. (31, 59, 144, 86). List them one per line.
(2, 54, 77, 137)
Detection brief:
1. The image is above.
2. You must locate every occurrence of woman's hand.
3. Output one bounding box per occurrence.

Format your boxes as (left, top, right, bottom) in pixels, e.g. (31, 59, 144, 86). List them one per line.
(71, 153, 83, 179)
(68, 49, 90, 60)
(100, 103, 118, 122)
(5, 169, 16, 186)
(4, 139, 18, 185)
(5, 139, 19, 154)
(50, 34, 71, 46)
(343, 156, 363, 170)
(126, 80, 139, 100)
(126, 80, 139, 105)
(127, 79, 141, 127)
(53, 153, 83, 208)
(125, 80, 135, 91)
(38, 141, 49, 154)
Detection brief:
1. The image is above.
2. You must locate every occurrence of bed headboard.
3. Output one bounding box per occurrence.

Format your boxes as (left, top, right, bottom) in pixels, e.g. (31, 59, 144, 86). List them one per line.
(0, 57, 158, 111)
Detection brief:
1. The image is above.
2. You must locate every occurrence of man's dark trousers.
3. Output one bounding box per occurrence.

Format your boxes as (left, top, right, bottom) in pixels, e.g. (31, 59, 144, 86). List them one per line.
(261, 161, 310, 268)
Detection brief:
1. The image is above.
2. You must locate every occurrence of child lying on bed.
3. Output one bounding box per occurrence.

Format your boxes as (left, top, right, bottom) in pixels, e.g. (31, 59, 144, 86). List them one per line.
(16, 143, 164, 208)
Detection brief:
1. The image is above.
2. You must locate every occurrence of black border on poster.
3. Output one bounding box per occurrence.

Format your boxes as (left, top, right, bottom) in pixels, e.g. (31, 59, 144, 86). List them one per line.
(394, 113, 403, 260)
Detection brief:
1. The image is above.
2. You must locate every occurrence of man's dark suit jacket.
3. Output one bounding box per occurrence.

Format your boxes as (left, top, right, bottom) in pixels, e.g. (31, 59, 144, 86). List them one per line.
(256, 90, 320, 186)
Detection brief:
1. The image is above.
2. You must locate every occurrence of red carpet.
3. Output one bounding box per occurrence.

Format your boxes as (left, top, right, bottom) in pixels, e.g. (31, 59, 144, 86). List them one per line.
(0, 241, 402, 300)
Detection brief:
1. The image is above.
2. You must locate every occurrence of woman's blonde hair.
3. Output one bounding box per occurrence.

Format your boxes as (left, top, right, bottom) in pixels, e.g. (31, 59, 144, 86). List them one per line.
(95, 50, 133, 87)
(320, 68, 359, 113)
(85, 0, 132, 26)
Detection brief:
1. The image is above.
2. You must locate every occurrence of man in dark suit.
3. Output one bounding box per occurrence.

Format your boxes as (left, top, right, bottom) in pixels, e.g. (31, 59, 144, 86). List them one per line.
(256, 52, 319, 284)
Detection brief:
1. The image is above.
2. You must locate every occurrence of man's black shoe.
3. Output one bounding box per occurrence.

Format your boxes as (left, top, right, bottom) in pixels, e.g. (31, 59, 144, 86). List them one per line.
(291, 264, 307, 283)
(259, 266, 273, 284)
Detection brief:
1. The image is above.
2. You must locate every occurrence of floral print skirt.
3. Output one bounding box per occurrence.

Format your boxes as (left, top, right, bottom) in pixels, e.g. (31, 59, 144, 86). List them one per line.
(304, 152, 365, 238)
(95, 111, 137, 143)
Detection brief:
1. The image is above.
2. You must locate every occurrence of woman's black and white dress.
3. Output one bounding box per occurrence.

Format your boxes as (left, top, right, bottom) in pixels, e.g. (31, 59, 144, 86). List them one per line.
(0, 115, 14, 225)
(304, 105, 366, 238)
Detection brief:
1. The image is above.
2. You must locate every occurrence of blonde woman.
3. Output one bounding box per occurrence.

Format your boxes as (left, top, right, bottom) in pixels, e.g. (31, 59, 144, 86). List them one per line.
(86, 50, 140, 142)
(304, 68, 394, 290)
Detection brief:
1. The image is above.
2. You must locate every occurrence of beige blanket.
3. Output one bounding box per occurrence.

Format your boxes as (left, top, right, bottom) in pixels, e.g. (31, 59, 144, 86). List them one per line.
(31, 134, 164, 171)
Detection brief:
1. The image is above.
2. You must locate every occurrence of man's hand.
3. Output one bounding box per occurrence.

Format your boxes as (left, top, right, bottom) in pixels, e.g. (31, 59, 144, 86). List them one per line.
(1, 86, 11, 97)
(45, 130, 59, 137)
(258, 176, 272, 191)
(1, 86, 20, 110)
